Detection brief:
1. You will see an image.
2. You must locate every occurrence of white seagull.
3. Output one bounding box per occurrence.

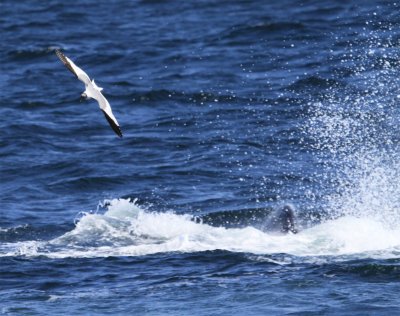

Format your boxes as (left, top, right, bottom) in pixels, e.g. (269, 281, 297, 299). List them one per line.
(55, 49, 122, 137)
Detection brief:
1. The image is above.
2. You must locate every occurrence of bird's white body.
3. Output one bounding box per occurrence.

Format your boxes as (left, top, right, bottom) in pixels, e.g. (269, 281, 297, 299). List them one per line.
(56, 50, 122, 137)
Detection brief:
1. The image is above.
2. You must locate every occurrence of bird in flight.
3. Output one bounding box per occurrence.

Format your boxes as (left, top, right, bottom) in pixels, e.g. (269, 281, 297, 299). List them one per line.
(55, 49, 122, 138)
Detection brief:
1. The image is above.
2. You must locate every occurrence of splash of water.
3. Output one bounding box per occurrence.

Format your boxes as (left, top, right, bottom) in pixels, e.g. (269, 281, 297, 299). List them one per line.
(303, 25, 400, 229)
(2, 198, 400, 260)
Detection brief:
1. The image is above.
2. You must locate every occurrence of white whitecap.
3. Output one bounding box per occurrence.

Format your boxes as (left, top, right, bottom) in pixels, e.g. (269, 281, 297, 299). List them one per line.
(2, 198, 400, 261)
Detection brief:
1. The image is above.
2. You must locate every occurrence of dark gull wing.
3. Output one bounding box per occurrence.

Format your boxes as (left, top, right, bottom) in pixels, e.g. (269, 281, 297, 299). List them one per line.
(55, 49, 91, 85)
(91, 87, 122, 138)
(102, 109, 123, 138)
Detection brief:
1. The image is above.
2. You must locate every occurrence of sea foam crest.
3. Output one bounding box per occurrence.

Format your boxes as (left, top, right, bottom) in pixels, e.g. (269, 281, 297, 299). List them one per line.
(2, 198, 400, 259)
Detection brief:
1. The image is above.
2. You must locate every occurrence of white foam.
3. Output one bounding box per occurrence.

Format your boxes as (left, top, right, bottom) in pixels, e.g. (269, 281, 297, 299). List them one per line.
(2, 198, 400, 260)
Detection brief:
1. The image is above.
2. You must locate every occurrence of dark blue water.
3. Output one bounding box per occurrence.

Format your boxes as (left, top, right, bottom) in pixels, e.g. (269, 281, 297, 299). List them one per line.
(2, 0, 400, 314)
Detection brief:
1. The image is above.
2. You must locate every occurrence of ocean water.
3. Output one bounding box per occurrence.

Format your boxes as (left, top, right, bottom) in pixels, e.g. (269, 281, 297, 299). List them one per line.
(2, 0, 400, 314)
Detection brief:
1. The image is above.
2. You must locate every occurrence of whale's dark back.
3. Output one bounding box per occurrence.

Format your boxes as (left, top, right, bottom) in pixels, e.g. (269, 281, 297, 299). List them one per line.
(196, 204, 298, 234)
(278, 205, 298, 234)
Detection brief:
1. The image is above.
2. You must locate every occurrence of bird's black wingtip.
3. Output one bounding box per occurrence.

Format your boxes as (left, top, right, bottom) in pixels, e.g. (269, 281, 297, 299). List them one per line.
(114, 124, 123, 138)
(112, 124, 123, 138)
(55, 49, 78, 79)
(102, 110, 123, 138)
(55, 49, 64, 60)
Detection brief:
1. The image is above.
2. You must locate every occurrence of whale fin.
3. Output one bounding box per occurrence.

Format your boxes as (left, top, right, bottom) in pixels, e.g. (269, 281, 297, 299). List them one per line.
(269, 205, 298, 234)
(279, 205, 298, 234)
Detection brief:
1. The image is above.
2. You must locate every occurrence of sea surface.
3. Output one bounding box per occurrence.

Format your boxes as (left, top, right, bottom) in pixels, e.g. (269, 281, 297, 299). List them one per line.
(2, 0, 400, 315)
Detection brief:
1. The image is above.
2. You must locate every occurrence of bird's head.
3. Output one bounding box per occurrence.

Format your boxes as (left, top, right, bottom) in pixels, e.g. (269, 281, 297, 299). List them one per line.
(80, 92, 88, 102)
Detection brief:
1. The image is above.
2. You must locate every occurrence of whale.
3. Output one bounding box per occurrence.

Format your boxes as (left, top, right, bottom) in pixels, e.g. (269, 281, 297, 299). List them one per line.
(269, 205, 298, 234)
(196, 204, 298, 234)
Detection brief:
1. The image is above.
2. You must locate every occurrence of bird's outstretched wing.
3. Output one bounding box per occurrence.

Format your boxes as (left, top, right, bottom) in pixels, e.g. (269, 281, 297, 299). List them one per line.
(55, 49, 91, 85)
(92, 88, 123, 138)
(56, 49, 123, 138)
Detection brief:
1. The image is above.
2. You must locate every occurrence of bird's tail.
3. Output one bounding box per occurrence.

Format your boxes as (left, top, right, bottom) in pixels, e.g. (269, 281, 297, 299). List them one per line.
(91, 79, 103, 91)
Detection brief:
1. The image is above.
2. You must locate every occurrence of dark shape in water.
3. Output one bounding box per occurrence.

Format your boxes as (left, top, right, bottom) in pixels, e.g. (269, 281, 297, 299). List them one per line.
(197, 204, 298, 234)
(275, 205, 298, 234)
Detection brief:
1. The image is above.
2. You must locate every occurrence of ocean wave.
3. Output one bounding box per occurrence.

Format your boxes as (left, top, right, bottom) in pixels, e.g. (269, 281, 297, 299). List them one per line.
(7, 46, 59, 61)
(2, 198, 400, 260)
(125, 89, 244, 104)
(288, 76, 346, 92)
(221, 21, 307, 41)
(0, 224, 66, 243)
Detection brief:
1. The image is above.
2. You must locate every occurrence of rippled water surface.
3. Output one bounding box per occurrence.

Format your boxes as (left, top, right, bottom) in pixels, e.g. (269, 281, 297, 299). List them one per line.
(2, 0, 400, 314)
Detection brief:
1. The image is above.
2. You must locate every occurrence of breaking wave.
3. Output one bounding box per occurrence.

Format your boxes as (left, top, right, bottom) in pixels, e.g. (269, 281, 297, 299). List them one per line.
(2, 198, 400, 260)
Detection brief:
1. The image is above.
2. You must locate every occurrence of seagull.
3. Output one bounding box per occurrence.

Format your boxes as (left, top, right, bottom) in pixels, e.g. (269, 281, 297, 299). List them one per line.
(55, 49, 122, 138)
